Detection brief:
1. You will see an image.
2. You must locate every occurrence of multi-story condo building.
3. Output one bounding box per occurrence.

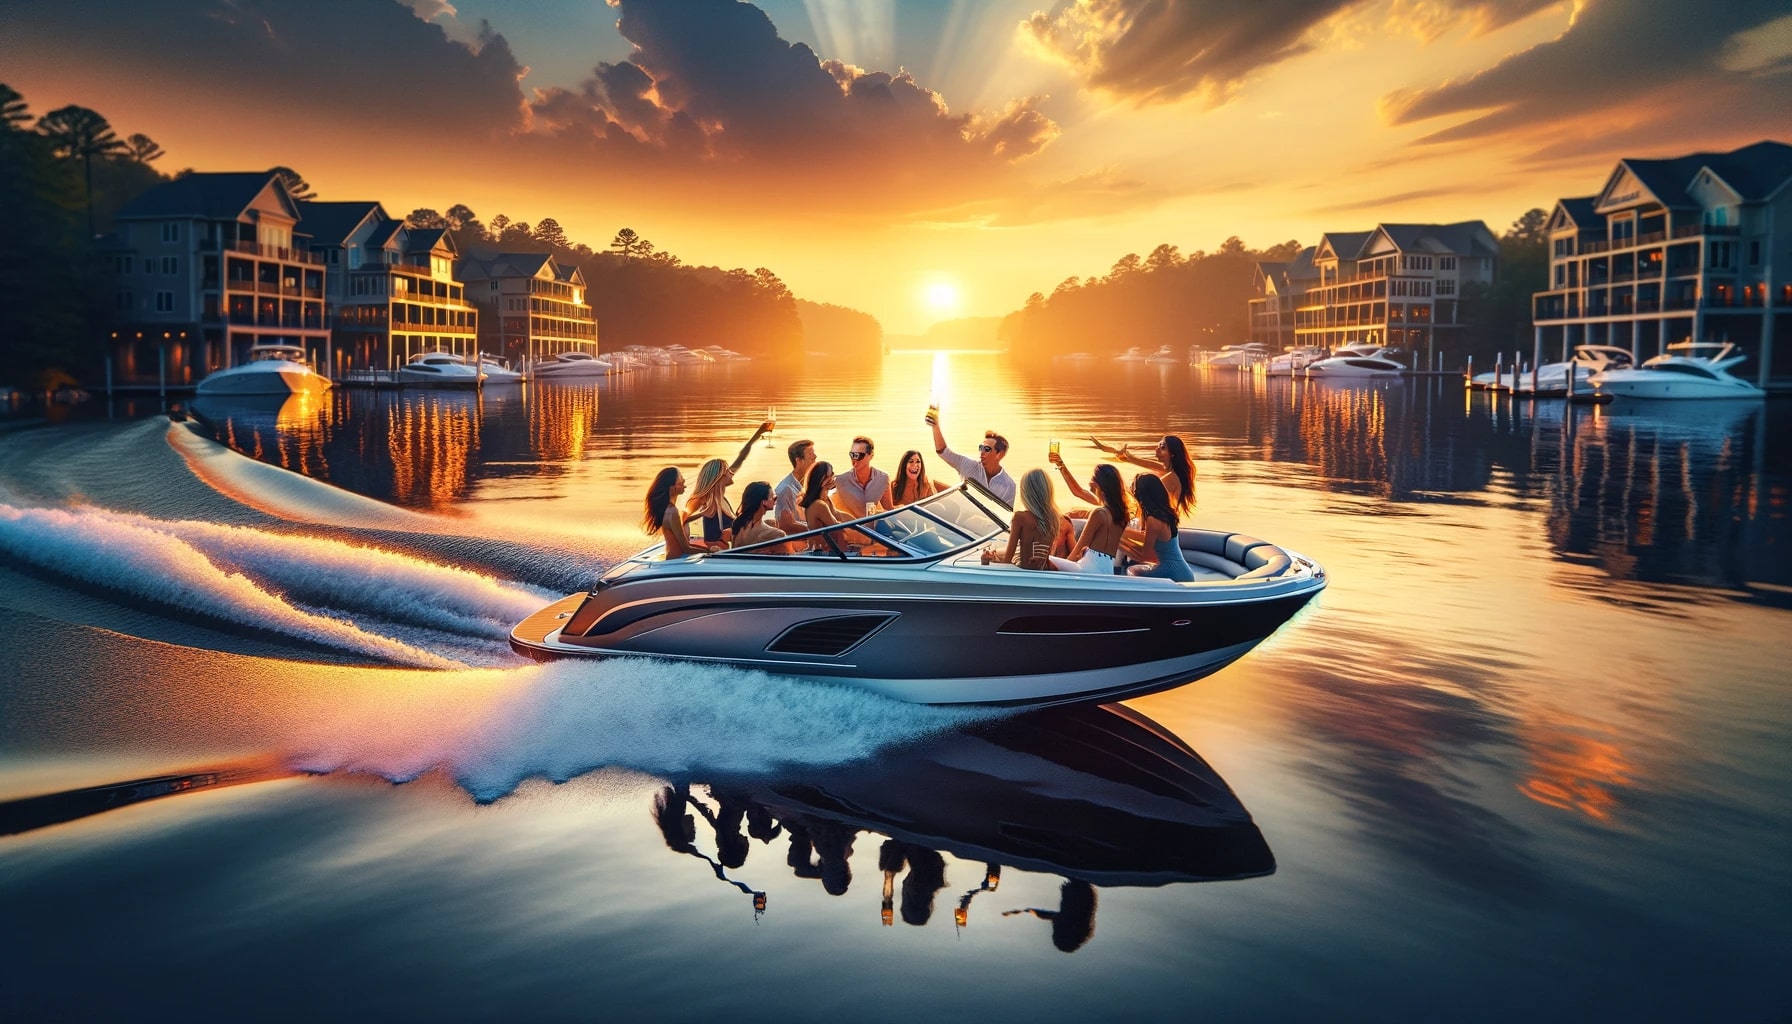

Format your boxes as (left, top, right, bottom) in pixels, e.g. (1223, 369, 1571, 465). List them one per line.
(104, 172, 328, 388)
(1531, 140, 1792, 385)
(299, 201, 479, 375)
(1250, 222, 1497, 364)
(1250, 248, 1318, 351)
(457, 252, 599, 368)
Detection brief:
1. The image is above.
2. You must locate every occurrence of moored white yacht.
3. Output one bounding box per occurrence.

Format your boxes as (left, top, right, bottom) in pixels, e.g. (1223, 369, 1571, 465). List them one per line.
(195, 344, 332, 397)
(1145, 345, 1182, 364)
(397, 351, 484, 388)
(1113, 347, 1146, 362)
(533, 351, 615, 379)
(1205, 343, 1269, 368)
(1303, 348, 1406, 378)
(1589, 341, 1765, 400)
(1509, 344, 1634, 395)
(1263, 346, 1327, 377)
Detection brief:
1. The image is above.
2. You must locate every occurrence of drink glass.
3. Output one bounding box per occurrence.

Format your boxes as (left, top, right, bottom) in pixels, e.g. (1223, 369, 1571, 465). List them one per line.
(1049, 438, 1061, 459)
(765, 405, 776, 446)
(926, 401, 939, 425)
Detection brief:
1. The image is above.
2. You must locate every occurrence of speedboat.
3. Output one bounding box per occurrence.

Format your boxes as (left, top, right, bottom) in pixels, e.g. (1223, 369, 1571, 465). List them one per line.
(1589, 341, 1765, 400)
(1113, 347, 1146, 362)
(1510, 344, 1633, 395)
(1302, 350, 1405, 378)
(533, 351, 615, 379)
(195, 344, 332, 397)
(1145, 345, 1182, 364)
(397, 351, 484, 388)
(666, 345, 715, 365)
(511, 485, 1326, 707)
(1204, 343, 1268, 368)
(1263, 346, 1327, 377)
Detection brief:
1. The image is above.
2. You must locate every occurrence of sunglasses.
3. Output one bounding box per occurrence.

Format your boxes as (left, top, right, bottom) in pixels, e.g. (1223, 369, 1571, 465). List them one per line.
(977, 445, 995, 453)
(849, 451, 868, 460)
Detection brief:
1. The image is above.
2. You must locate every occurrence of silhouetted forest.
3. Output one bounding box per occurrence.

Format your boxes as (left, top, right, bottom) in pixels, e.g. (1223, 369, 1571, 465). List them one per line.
(405, 207, 812, 359)
(1, 84, 170, 388)
(795, 299, 882, 356)
(998, 237, 1303, 356)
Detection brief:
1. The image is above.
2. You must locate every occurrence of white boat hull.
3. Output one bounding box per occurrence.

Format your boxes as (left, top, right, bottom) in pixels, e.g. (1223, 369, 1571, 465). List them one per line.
(196, 363, 331, 397)
(1591, 371, 1764, 400)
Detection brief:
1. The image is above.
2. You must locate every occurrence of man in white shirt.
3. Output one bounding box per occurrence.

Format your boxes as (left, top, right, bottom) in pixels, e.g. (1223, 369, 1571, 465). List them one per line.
(929, 412, 1016, 507)
(774, 438, 817, 533)
(833, 435, 891, 518)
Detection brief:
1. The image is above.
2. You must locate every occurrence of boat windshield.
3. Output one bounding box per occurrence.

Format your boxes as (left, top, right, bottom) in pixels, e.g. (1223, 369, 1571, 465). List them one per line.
(249, 346, 308, 362)
(720, 484, 1009, 562)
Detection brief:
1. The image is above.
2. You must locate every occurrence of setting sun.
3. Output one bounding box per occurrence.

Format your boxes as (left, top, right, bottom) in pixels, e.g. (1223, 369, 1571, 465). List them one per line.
(921, 278, 963, 319)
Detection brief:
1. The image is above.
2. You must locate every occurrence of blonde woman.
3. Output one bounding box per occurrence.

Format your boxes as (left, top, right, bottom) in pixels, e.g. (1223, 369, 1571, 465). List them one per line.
(683, 457, 739, 547)
(981, 468, 1072, 570)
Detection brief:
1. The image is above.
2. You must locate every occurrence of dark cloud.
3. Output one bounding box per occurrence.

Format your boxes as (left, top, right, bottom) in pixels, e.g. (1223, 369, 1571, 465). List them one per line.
(3, 0, 528, 133)
(1018, 0, 1568, 106)
(528, 0, 1059, 171)
(1382, 0, 1792, 151)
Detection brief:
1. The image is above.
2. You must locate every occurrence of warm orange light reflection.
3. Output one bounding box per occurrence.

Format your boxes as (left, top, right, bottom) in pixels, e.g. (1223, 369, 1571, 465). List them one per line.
(1517, 717, 1635, 824)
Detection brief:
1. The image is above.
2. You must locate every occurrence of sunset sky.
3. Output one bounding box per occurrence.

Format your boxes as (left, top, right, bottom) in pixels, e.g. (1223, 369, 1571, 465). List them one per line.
(4, 0, 1788, 332)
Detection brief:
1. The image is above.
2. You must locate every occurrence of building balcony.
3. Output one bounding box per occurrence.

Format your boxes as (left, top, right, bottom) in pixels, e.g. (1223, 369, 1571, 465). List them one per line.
(204, 239, 325, 266)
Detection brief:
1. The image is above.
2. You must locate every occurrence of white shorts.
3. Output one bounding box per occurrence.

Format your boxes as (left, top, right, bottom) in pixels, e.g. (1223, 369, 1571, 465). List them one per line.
(1050, 550, 1115, 575)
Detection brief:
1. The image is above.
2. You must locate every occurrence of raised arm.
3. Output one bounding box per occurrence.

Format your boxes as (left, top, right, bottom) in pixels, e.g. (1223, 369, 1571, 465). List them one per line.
(929, 411, 947, 454)
(1049, 453, 1098, 506)
(1115, 444, 1166, 472)
(729, 420, 774, 473)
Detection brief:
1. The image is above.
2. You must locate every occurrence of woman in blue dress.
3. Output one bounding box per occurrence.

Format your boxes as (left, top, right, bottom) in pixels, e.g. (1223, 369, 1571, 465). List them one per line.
(1120, 473, 1195, 582)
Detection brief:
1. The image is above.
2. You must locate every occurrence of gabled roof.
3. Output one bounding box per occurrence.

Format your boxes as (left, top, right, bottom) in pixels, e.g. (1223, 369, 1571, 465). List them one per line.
(1552, 197, 1599, 229)
(365, 219, 403, 249)
(460, 251, 555, 280)
(403, 228, 451, 255)
(1374, 221, 1497, 258)
(1696, 140, 1792, 200)
(1286, 246, 1319, 279)
(1316, 231, 1372, 261)
(1612, 154, 1709, 210)
(115, 171, 294, 222)
(295, 200, 386, 247)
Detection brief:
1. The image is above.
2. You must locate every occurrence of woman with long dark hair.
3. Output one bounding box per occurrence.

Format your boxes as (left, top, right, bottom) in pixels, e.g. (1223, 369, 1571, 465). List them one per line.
(643, 466, 705, 558)
(1119, 473, 1195, 581)
(1090, 433, 1195, 517)
(888, 449, 945, 506)
(731, 480, 789, 552)
(800, 460, 843, 545)
(1049, 463, 1127, 574)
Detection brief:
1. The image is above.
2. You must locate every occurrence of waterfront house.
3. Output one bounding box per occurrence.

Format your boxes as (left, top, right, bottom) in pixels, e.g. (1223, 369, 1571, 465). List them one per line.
(457, 252, 600, 369)
(1531, 140, 1792, 386)
(299, 201, 480, 377)
(103, 171, 328, 390)
(1249, 221, 1497, 366)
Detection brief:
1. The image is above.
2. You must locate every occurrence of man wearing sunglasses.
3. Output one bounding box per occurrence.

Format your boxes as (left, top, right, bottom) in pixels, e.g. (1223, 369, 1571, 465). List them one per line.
(834, 435, 891, 518)
(928, 410, 1017, 507)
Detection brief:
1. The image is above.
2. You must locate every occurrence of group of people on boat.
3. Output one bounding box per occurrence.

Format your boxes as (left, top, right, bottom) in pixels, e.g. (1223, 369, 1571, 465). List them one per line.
(641, 410, 1200, 580)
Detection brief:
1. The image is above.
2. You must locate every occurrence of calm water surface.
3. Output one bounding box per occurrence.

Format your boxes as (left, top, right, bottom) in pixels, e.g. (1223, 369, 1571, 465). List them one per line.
(2, 355, 1787, 1021)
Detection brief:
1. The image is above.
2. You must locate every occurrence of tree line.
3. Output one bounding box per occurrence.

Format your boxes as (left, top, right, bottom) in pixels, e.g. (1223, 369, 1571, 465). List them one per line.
(998, 237, 1304, 356)
(0, 84, 172, 389)
(400, 206, 815, 358)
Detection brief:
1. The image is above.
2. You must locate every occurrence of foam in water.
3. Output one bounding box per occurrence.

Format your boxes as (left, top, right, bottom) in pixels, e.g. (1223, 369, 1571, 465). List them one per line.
(294, 658, 1000, 803)
(0, 503, 466, 669)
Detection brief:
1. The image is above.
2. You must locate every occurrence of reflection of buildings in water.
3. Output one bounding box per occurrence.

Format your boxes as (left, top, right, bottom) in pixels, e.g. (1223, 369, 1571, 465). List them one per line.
(191, 392, 335, 480)
(1269, 379, 1499, 499)
(648, 704, 1273, 951)
(382, 390, 482, 508)
(1540, 401, 1778, 587)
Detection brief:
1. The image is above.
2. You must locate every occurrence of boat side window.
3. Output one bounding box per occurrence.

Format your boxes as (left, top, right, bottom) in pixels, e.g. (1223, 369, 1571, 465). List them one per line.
(1652, 363, 1718, 379)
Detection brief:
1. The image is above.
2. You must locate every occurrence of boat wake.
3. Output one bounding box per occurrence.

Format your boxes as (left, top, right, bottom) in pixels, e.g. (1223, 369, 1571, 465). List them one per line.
(292, 658, 998, 804)
(0, 503, 551, 668)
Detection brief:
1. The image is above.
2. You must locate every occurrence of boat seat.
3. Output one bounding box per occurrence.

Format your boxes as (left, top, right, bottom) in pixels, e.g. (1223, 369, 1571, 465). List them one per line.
(1239, 547, 1291, 579)
(1185, 550, 1247, 577)
(1224, 533, 1269, 564)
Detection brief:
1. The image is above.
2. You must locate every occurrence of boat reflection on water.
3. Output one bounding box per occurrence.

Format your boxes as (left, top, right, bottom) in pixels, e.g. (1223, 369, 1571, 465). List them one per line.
(651, 702, 1273, 951)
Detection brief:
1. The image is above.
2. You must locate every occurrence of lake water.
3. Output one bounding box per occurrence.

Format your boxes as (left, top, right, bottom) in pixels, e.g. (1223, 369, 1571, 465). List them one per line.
(2, 354, 1787, 1021)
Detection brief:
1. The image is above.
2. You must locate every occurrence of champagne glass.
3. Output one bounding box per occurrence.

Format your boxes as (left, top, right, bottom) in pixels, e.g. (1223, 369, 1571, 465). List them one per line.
(764, 405, 776, 447)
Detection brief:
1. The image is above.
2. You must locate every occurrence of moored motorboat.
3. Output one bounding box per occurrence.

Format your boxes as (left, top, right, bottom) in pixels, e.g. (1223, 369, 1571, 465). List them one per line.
(397, 351, 484, 388)
(511, 485, 1325, 707)
(474, 354, 525, 384)
(195, 344, 332, 397)
(533, 351, 615, 379)
(1113, 347, 1146, 362)
(1302, 350, 1405, 378)
(1145, 345, 1181, 364)
(1589, 341, 1765, 400)
(1263, 346, 1327, 377)
(1510, 344, 1633, 395)
(1204, 343, 1269, 368)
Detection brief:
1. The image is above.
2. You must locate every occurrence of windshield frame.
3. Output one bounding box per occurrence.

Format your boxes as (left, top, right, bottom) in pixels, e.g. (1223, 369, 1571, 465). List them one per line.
(717, 483, 1011, 563)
